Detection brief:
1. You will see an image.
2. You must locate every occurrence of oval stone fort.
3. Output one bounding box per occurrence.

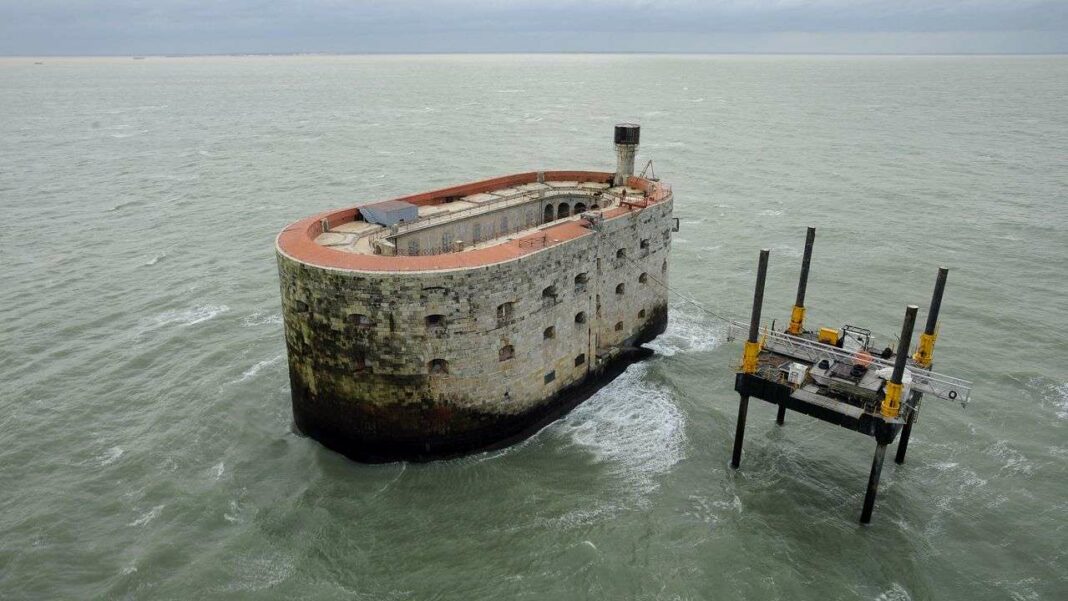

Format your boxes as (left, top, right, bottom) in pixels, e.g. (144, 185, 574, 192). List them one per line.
(276, 124, 674, 462)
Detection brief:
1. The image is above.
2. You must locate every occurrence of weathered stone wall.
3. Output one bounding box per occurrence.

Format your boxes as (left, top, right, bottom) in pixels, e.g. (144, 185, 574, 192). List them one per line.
(277, 198, 672, 457)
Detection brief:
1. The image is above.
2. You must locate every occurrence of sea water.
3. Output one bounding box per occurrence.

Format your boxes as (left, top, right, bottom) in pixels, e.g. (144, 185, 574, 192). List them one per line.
(1, 54, 1066, 599)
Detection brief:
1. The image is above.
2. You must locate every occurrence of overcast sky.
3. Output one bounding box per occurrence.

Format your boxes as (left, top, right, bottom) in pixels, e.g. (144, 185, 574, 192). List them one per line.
(2, 0, 1067, 56)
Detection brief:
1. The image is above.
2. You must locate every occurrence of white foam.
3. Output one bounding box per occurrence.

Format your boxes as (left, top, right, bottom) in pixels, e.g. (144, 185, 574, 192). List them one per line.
(874, 583, 913, 601)
(1054, 382, 1068, 420)
(242, 311, 283, 327)
(224, 499, 241, 523)
(236, 355, 283, 383)
(148, 305, 229, 328)
(128, 504, 164, 527)
(644, 309, 722, 357)
(211, 461, 225, 480)
(987, 440, 1034, 475)
(224, 554, 295, 591)
(551, 363, 685, 500)
(143, 253, 165, 266)
(759, 209, 784, 217)
(97, 446, 124, 466)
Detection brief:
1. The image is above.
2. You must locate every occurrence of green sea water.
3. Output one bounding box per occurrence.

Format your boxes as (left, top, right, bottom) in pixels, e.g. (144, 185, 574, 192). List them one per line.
(1, 54, 1066, 600)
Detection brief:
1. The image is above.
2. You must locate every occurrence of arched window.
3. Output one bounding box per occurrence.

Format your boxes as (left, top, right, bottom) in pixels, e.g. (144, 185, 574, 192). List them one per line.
(615, 283, 625, 295)
(639, 273, 648, 284)
(573, 202, 587, 214)
(574, 353, 586, 367)
(616, 248, 626, 259)
(425, 314, 445, 328)
(615, 321, 624, 331)
(574, 272, 589, 292)
(542, 285, 558, 301)
(575, 311, 587, 324)
(544, 326, 555, 339)
(557, 203, 570, 218)
(662, 259, 668, 273)
(499, 345, 515, 361)
(543, 204, 555, 223)
(640, 238, 650, 249)
(638, 309, 647, 319)
(351, 313, 373, 328)
(590, 204, 599, 210)
(429, 359, 449, 374)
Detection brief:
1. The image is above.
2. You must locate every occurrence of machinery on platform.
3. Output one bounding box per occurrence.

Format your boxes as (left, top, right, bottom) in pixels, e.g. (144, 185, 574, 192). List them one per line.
(727, 227, 972, 524)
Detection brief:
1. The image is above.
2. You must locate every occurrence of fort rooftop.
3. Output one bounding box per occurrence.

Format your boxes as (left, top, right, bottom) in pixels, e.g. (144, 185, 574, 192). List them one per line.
(277, 170, 671, 273)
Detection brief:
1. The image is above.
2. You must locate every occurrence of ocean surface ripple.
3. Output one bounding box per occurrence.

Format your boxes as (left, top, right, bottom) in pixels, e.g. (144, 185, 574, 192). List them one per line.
(1, 54, 1066, 600)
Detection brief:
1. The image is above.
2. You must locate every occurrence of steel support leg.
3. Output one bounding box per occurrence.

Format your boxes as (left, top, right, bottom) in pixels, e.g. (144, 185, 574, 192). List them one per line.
(895, 412, 916, 464)
(776, 403, 786, 425)
(731, 395, 749, 469)
(860, 443, 887, 524)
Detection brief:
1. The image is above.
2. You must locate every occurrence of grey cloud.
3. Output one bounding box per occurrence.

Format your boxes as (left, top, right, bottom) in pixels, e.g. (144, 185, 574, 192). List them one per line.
(1, 0, 1066, 55)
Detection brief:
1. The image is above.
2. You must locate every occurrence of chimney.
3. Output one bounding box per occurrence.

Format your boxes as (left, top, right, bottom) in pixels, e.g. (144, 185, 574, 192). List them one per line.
(613, 123, 640, 186)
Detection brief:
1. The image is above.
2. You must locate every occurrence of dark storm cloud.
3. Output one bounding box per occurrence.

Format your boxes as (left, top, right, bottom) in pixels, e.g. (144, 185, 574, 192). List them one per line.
(2, 1, 1067, 55)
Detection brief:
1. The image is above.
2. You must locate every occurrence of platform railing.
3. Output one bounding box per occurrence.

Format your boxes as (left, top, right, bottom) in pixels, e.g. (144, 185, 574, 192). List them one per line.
(726, 321, 972, 406)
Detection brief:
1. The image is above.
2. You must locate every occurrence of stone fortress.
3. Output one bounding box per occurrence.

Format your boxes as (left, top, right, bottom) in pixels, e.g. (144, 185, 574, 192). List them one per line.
(276, 124, 675, 461)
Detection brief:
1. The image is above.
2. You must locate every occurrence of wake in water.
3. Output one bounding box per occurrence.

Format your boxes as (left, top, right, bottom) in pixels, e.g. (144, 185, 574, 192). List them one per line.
(644, 307, 723, 357)
(545, 306, 722, 506)
(233, 354, 283, 384)
(144, 305, 229, 329)
(241, 311, 282, 327)
(554, 363, 685, 499)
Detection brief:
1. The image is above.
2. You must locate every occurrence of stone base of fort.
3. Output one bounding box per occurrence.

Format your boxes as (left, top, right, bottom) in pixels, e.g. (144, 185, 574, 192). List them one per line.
(291, 305, 668, 463)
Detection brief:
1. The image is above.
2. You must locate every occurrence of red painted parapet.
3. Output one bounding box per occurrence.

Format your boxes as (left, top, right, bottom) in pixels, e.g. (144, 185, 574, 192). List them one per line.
(276, 170, 670, 273)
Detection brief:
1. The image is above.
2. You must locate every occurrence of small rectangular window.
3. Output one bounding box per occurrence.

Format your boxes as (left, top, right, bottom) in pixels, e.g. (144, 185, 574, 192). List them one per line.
(574, 354, 586, 367)
(640, 238, 650, 249)
(544, 370, 556, 384)
(497, 302, 515, 324)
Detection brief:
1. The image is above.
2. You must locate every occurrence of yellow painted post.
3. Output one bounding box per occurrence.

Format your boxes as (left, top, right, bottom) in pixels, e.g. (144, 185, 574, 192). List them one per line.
(787, 227, 816, 335)
(881, 305, 919, 419)
(881, 381, 903, 418)
(787, 305, 806, 335)
(913, 267, 948, 368)
(742, 340, 761, 374)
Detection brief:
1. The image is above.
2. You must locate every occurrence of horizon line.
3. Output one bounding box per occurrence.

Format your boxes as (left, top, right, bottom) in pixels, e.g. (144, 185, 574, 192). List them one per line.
(4, 50, 1068, 59)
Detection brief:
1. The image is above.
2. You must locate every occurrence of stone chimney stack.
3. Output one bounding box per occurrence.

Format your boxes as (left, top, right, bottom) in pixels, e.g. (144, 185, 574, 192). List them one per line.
(613, 123, 640, 186)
